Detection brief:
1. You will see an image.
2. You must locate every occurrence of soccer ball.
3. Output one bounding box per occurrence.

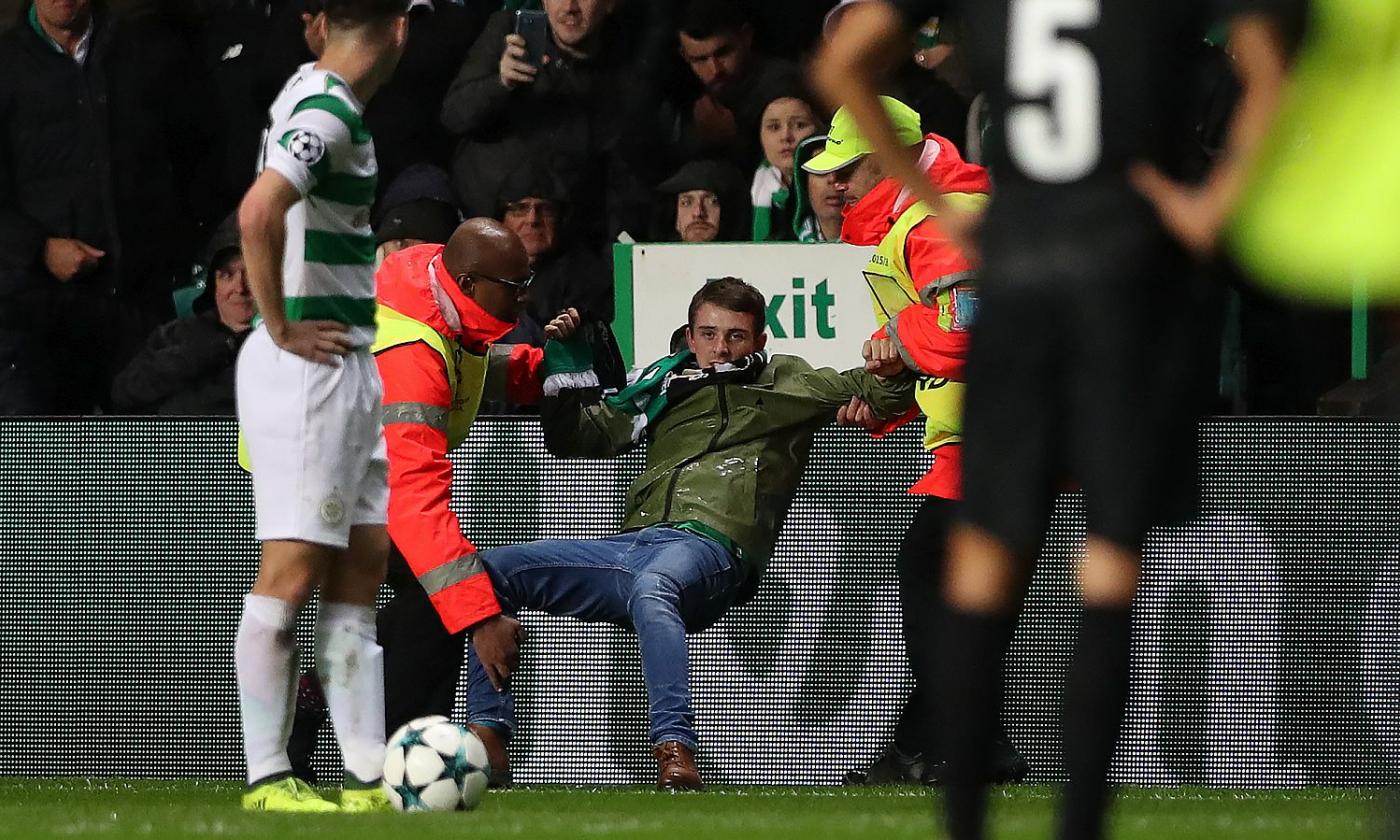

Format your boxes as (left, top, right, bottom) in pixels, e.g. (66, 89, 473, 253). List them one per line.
(382, 715, 490, 812)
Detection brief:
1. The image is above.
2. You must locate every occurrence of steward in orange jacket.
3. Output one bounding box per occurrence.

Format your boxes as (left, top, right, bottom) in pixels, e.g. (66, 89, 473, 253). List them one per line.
(369, 222, 565, 741)
(805, 98, 1027, 786)
(374, 243, 542, 631)
(835, 129, 988, 499)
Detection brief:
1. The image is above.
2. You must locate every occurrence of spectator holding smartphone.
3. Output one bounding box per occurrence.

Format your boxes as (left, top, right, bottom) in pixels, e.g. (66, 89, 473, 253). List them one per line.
(441, 0, 657, 249)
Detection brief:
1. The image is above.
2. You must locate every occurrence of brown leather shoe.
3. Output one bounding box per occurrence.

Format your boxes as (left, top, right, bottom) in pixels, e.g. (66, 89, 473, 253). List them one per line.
(654, 741, 703, 791)
(468, 724, 512, 789)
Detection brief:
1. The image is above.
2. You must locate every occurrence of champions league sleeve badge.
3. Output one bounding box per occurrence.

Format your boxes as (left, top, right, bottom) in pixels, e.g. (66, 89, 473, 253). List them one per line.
(286, 130, 326, 167)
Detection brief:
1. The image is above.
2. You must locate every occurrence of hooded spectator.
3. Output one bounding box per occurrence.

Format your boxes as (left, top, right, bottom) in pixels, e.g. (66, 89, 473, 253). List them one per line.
(111, 216, 252, 415)
(749, 82, 826, 241)
(374, 164, 462, 263)
(653, 160, 748, 244)
(495, 162, 613, 328)
(791, 135, 845, 243)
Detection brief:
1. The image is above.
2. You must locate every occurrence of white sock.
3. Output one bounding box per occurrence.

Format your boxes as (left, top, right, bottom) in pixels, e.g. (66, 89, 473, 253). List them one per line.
(316, 602, 386, 785)
(235, 593, 300, 786)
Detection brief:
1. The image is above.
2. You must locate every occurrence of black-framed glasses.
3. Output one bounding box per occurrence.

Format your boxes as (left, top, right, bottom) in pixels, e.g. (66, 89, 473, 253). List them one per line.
(457, 271, 534, 291)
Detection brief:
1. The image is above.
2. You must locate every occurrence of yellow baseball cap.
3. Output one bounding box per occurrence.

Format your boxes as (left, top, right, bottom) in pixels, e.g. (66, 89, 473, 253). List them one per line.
(802, 96, 924, 175)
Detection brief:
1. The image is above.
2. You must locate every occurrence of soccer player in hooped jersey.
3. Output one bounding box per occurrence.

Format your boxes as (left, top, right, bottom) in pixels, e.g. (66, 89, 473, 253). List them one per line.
(233, 0, 408, 814)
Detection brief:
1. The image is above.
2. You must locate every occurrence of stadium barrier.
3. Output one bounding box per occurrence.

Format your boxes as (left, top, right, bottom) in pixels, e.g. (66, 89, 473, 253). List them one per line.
(0, 417, 1395, 786)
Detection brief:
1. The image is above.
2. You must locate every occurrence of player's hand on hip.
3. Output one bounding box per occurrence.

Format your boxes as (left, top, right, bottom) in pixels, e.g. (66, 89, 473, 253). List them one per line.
(472, 614, 523, 691)
(544, 307, 580, 342)
(271, 319, 352, 366)
(1130, 162, 1223, 258)
(863, 338, 906, 378)
(499, 34, 539, 89)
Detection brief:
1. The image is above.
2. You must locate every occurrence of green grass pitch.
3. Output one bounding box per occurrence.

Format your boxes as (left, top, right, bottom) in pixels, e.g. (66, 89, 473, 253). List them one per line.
(0, 779, 1381, 839)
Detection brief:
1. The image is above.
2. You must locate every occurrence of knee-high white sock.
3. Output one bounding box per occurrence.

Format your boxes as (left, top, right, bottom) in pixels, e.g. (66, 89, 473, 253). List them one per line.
(235, 593, 300, 786)
(316, 602, 386, 785)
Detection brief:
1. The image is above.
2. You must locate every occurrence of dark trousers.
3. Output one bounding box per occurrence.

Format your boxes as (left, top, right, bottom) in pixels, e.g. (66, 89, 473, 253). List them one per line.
(378, 544, 466, 735)
(890, 495, 954, 757)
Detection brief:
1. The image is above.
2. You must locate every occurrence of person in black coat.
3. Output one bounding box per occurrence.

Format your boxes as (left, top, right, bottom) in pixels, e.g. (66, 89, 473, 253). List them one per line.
(111, 219, 253, 416)
(440, 1, 657, 249)
(495, 161, 614, 328)
(0, 0, 210, 414)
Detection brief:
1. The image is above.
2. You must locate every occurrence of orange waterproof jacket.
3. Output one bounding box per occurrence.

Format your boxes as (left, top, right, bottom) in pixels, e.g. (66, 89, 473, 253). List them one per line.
(373, 244, 544, 633)
(839, 134, 991, 498)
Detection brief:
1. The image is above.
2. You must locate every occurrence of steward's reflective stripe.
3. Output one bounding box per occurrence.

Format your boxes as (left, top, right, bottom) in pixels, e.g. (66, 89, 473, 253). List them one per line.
(919, 270, 976, 304)
(419, 552, 486, 595)
(383, 401, 448, 432)
(483, 344, 514, 401)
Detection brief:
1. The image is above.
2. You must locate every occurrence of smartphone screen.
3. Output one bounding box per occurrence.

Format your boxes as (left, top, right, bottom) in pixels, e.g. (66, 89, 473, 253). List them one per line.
(513, 9, 551, 68)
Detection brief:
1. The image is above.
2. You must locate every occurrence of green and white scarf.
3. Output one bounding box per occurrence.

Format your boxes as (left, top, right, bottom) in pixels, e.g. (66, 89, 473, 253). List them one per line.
(609, 349, 769, 441)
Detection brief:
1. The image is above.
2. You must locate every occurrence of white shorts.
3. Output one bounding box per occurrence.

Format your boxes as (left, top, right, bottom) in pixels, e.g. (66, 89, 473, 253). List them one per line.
(236, 326, 388, 549)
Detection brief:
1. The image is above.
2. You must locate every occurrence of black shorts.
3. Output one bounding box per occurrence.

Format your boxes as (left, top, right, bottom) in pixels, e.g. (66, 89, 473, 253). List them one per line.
(959, 224, 1206, 556)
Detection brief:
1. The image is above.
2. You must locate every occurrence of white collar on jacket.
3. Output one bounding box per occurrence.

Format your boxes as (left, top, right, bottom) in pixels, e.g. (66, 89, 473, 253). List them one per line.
(892, 138, 942, 213)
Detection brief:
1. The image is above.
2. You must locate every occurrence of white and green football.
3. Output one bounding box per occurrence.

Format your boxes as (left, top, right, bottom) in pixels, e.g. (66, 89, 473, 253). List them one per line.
(381, 715, 490, 812)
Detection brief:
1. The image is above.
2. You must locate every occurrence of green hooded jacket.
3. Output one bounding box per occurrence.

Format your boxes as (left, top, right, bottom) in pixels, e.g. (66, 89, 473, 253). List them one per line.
(790, 133, 831, 242)
(540, 353, 914, 600)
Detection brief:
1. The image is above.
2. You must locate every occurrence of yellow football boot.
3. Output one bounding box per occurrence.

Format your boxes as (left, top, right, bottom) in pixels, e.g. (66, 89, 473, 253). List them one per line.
(241, 776, 340, 813)
(340, 785, 394, 813)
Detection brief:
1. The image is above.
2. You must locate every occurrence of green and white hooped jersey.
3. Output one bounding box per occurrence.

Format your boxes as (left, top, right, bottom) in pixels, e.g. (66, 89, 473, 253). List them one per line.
(259, 63, 378, 347)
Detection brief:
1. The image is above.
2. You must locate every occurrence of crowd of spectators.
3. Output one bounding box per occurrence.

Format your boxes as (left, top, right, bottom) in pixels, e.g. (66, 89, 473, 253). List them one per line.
(0, 0, 1365, 416)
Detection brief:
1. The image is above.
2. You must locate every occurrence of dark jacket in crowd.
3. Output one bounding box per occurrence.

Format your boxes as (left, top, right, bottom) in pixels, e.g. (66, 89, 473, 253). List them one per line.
(662, 52, 805, 172)
(0, 4, 208, 414)
(527, 244, 613, 327)
(369, 0, 486, 201)
(111, 309, 249, 415)
(200, 0, 280, 218)
(440, 9, 656, 246)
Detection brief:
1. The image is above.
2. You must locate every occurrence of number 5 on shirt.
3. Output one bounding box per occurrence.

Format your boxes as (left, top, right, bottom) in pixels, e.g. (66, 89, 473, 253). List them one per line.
(1005, 0, 1103, 183)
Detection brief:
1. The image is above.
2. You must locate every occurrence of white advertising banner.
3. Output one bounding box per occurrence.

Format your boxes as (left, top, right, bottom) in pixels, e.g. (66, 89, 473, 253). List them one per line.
(618, 242, 879, 370)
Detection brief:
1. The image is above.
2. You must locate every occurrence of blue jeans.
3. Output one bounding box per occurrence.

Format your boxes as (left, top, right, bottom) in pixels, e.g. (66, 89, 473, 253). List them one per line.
(467, 527, 742, 751)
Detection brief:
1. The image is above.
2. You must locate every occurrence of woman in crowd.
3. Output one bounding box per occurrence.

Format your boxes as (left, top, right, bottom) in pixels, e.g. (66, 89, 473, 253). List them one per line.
(748, 87, 826, 242)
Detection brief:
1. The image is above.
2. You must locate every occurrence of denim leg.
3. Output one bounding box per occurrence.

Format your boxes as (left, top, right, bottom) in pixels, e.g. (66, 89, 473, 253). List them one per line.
(626, 531, 743, 750)
(465, 535, 649, 736)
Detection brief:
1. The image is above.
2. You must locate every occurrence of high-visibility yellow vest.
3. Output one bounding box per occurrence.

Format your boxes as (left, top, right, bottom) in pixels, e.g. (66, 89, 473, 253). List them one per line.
(371, 304, 489, 452)
(861, 195, 983, 452)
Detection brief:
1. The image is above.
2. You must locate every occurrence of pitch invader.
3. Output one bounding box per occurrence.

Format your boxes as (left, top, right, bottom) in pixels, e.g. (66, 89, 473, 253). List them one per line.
(816, 1, 1294, 839)
(234, 0, 408, 814)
